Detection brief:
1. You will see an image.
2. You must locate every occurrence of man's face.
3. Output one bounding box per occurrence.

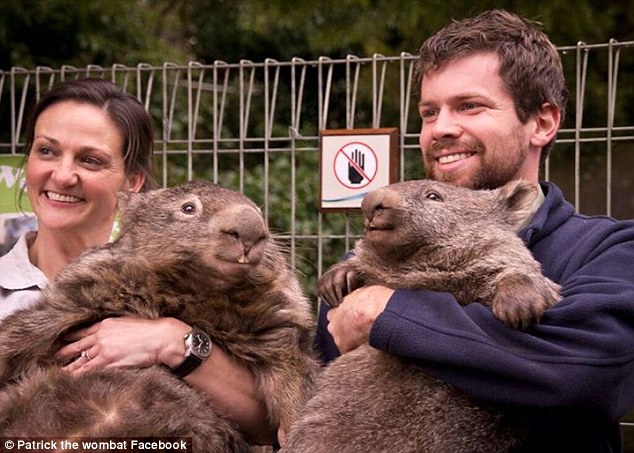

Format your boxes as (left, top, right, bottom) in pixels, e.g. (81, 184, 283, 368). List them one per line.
(418, 52, 540, 190)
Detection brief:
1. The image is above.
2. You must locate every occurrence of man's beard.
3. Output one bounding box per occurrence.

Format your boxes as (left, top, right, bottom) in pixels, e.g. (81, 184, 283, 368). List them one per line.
(423, 136, 527, 190)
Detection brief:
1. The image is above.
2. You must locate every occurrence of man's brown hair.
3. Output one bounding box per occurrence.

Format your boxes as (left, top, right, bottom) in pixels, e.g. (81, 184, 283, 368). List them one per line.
(417, 9, 569, 161)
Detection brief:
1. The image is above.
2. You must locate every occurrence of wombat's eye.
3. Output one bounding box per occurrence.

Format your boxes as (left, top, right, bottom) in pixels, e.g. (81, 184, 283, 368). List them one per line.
(426, 192, 443, 201)
(181, 202, 197, 214)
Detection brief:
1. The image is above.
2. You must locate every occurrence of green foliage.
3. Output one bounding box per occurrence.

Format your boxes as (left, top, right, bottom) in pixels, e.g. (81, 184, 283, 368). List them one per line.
(179, 0, 634, 63)
(2, 1, 632, 69)
(0, 0, 189, 69)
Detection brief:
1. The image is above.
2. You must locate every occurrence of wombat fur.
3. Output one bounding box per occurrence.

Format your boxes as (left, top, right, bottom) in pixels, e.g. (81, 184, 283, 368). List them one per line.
(0, 180, 318, 452)
(281, 179, 561, 453)
(0, 367, 246, 451)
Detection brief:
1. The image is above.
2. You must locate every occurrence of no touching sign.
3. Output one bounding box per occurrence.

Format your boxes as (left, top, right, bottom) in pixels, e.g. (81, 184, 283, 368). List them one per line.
(320, 128, 399, 211)
(333, 142, 377, 189)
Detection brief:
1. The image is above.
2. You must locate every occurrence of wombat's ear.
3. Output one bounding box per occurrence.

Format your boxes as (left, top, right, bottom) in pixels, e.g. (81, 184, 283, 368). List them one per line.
(500, 180, 539, 229)
(116, 190, 143, 213)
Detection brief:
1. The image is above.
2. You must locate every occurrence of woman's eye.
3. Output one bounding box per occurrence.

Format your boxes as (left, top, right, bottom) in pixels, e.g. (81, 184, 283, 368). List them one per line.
(426, 192, 442, 201)
(181, 202, 196, 214)
(36, 146, 54, 157)
(82, 156, 103, 167)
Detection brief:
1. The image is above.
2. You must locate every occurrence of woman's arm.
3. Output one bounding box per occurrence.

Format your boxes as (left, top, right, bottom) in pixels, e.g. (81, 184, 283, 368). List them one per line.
(56, 316, 276, 445)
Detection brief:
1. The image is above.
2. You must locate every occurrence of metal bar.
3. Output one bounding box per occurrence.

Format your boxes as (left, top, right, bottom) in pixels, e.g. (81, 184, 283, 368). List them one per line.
(264, 58, 281, 221)
(318, 57, 333, 130)
(10, 68, 30, 155)
(606, 39, 620, 217)
(574, 42, 589, 211)
(400, 52, 415, 179)
(346, 55, 360, 129)
(372, 53, 387, 128)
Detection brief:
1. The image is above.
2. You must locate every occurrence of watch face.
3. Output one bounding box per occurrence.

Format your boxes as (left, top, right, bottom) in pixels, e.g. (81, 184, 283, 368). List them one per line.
(191, 331, 212, 357)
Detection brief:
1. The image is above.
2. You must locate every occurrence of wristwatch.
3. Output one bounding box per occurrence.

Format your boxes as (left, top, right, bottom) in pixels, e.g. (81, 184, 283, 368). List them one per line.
(171, 327, 213, 378)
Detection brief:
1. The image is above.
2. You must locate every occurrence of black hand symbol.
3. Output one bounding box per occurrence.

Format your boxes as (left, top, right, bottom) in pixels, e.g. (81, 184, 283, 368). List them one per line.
(348, 149, 365, 184)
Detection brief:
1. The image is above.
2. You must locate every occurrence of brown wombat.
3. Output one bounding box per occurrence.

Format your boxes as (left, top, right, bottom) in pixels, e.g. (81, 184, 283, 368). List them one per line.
(0, 180, 318, 452)
(0, 367, 248, 451)
(281, 179, 561, 453)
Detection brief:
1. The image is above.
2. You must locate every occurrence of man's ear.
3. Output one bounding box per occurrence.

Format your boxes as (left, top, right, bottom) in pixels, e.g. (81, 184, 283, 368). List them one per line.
(500, 180, 539, 229)
(530, 102, 560, 148)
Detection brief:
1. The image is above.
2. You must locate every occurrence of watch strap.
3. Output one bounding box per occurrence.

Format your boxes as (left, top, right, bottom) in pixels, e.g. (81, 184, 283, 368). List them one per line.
(171, 353, 203, 378)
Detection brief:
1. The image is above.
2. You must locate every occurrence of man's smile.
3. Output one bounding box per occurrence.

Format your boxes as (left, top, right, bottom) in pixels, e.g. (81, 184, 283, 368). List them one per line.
(437, 152, 476, 165)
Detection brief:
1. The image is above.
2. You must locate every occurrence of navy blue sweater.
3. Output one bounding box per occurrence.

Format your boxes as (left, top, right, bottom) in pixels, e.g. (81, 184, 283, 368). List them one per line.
(315, 182, 634, 452)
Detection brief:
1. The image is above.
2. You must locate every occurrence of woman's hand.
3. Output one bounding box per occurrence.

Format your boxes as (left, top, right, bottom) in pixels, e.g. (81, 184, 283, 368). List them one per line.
(55, 317, 190, 375)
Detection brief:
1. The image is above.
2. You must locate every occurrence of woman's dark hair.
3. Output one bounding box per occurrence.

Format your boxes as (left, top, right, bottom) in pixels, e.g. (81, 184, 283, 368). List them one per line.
(22, 77, 158, 191)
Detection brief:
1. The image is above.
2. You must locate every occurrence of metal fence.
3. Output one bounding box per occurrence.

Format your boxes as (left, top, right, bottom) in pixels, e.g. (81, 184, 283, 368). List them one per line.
(1, 41, 634, 295)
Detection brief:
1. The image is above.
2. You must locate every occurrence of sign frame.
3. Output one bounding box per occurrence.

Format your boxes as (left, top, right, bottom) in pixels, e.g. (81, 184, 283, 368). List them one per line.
(319, 127, 399, 212)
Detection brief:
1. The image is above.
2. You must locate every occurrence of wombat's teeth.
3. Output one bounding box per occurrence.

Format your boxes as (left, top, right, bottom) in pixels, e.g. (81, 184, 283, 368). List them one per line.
(46, 191, 81, 203)
(438, 153, 473, 164)
(237, 255, 250, 264)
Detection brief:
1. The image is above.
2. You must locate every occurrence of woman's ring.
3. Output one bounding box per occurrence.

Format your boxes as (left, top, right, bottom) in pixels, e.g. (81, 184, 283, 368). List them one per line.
(81, 350, 92, 361)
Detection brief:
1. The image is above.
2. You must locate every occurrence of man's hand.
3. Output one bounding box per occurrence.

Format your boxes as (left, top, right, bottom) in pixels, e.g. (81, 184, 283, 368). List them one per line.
(326, 285, 394, 353)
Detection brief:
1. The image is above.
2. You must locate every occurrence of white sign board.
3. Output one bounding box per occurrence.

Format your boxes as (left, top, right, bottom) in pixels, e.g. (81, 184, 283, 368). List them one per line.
(320, 128, 398, 211)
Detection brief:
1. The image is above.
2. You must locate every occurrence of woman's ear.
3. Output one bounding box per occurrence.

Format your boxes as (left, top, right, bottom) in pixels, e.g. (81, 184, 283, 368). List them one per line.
(125, 172, 146, 193)
(530, 102, 560, 148)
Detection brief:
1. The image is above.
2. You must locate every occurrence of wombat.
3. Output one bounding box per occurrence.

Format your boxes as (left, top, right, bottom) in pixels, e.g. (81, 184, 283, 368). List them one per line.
(0, 367, 247, 451)
(0, 180, 318, 452)
(281, 179, 561, 453)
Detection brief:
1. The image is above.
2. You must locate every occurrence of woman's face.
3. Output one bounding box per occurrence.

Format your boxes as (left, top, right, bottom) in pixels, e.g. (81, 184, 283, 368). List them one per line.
(25, 101, 143, 237)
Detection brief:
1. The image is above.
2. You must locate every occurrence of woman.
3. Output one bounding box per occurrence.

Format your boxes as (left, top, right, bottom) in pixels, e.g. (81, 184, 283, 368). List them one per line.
(0, 78, 274, 444)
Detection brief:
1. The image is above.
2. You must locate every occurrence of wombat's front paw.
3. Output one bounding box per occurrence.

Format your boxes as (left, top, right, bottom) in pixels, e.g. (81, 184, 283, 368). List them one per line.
(492, 273, 561, 330)
(317, 264, 361, 308)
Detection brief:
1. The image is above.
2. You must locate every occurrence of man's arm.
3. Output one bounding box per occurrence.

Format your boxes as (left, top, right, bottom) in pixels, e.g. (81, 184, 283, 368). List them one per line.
(370, 224, 634, 421)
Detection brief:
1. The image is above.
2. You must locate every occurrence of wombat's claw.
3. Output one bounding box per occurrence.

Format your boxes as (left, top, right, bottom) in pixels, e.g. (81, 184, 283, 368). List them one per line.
(317, 266, 360, 308)
(492, 274, 560, 330)
(492, 304, 539, 330)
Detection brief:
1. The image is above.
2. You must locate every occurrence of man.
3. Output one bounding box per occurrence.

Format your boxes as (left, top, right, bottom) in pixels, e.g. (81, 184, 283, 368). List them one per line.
(315, 9, 634, 452)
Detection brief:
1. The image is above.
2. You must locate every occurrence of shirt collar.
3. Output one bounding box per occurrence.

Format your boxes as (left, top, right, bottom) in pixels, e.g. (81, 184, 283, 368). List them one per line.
(0, 231, 48, 290)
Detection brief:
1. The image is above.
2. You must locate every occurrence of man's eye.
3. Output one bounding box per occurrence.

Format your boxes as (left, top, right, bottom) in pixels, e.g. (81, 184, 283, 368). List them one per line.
(462, 102, 480, 111)
(420, 109, 438, 123)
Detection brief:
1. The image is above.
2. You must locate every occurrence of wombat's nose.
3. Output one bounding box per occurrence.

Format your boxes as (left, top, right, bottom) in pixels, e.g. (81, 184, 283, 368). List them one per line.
(361, 187, 399, 228)
(226, 206, 266, 242)
(219, 205, 268, 263)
